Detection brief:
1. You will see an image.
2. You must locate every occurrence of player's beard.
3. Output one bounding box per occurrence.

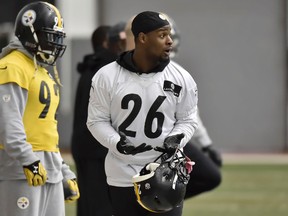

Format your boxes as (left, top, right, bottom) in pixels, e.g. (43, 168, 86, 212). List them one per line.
(159, 54, 170, 63)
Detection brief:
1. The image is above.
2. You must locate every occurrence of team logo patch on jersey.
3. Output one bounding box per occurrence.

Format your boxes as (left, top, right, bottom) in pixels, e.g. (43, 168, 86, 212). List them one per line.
(17, 197, 30, 209)
(163, 80, 182, 97)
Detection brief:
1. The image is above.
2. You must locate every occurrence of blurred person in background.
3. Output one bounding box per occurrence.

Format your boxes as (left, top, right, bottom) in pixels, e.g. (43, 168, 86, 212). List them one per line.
(165, 14, 222, 199)
(71, 22, 127, 216)
(168, 16, 222, 198)
(0, 2, 79, 216)
(125, 13, 222, 200)
(107, 21, 127, 56)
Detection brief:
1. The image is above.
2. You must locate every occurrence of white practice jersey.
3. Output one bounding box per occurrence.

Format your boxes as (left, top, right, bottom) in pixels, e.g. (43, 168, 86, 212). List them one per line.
(87, 59, 198, 186)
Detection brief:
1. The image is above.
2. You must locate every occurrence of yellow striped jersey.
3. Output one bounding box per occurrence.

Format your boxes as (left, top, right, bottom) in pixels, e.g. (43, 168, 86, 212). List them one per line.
(0, 50, 60, 152)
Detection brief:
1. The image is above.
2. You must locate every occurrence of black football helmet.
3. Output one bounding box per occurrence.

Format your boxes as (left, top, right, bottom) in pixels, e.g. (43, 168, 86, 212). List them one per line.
(132, 148, 194, 213)
(14, 1, 66, 65)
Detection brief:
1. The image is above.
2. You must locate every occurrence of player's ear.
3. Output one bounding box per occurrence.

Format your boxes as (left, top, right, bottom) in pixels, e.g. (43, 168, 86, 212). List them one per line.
(138, 32, 147, 44)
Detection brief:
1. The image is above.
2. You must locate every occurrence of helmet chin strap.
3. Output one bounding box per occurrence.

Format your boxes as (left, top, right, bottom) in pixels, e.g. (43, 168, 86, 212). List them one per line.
(172, 174, 178, 190)
(53, 65, 63, 86)
(29, 23, 62, 86)
(38, 51, 55, 64)
(33, 55, 38, 78)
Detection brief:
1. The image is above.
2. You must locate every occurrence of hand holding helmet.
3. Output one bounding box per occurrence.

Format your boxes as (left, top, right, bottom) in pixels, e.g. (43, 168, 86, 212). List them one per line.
(154, 133, 185, 154)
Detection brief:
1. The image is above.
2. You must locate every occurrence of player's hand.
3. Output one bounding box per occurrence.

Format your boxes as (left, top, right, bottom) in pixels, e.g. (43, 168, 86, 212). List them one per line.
(23, 160, 47, 186)
(154, 133, 185, 153)
(117, 132, 152, 155)
(63, 178, 80, 203)
(202, 145, 223, 167)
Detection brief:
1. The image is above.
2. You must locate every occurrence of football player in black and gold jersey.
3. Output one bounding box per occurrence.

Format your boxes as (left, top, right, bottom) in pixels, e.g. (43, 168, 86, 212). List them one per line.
(0, 2, 79, 215)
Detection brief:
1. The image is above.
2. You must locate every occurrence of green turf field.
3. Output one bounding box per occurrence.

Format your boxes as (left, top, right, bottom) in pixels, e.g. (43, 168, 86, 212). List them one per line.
(65, 164, 288, 216)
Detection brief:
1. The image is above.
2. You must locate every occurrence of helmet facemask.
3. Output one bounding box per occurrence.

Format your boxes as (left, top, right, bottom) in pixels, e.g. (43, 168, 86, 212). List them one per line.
(35, 27, 66, 65)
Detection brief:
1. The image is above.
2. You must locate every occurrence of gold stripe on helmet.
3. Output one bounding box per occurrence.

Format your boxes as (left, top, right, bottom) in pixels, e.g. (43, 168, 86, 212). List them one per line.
(133, 183, 159, 213)
(44, 2, 63, 28)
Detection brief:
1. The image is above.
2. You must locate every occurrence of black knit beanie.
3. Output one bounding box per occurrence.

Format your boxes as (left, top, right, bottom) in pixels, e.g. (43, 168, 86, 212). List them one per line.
(131, 11, 170, 37)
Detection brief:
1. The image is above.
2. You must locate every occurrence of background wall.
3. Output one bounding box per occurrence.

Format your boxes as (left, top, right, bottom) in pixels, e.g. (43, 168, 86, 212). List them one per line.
(0, 0, 287, 153)
(57, 0, 287, 153)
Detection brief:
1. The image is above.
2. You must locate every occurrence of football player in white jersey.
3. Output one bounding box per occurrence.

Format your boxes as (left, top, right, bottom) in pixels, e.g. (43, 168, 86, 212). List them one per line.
(126, 13, 222, 199)
(0, 2, 79, 216)
(87, 11, 198, 216)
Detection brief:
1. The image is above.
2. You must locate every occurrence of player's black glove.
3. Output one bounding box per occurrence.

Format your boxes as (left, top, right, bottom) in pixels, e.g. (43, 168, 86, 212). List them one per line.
(154, 133, 185, 154)
(117, 132, 152, 155)
(202, 145, 223, 167)
(23, 160, 47, 186)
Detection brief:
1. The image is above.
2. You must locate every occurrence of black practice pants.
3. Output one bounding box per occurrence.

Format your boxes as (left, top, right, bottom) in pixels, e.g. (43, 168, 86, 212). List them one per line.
(74, 158, 112, 216)
(109, 186, 183, 216)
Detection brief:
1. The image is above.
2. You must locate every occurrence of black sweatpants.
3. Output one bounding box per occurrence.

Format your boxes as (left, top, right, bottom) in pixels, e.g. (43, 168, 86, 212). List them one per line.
(109, 186, 183, 216)
(74, 158, 112, 216)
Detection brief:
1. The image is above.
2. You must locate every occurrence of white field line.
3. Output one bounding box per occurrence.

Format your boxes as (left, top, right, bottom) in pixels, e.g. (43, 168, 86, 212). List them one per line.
(223, 153, 288, 165)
